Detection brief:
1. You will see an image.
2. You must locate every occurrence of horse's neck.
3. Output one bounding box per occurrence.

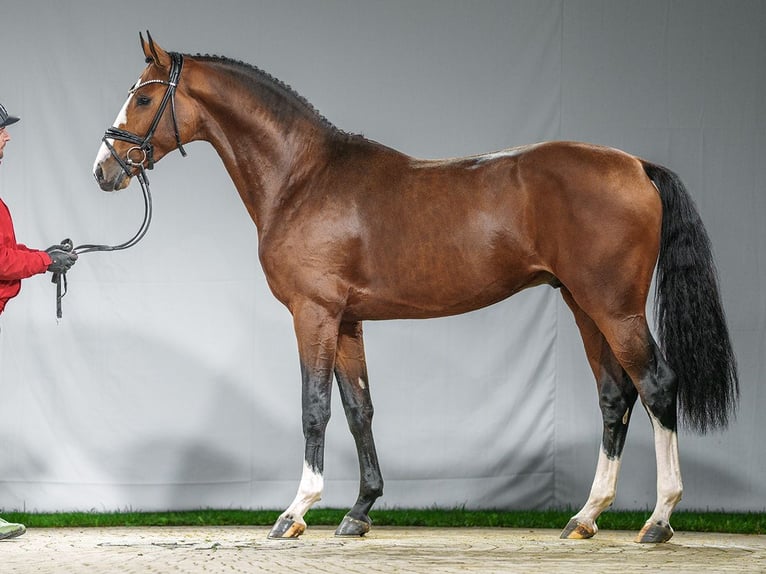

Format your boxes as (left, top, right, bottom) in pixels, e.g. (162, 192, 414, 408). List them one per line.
(207, 123, 326, 230)
(195, 77, 331, 231)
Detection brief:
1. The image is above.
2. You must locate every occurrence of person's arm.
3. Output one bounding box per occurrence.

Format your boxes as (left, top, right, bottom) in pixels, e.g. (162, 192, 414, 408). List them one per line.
(0, 245, 52, 280)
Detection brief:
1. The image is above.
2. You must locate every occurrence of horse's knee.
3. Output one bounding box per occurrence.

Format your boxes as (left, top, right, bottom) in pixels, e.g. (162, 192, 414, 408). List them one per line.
(344, 403, 374, 431)
(302, 408, 331, 439)
(302, 384, 333, 437)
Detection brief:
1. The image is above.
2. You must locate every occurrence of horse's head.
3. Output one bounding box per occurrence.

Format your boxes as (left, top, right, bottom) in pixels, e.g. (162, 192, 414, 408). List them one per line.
(93, 32, 190, 191)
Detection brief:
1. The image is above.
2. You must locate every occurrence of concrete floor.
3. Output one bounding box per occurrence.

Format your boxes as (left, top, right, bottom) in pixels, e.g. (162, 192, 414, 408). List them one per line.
(3, 525, 765, 573)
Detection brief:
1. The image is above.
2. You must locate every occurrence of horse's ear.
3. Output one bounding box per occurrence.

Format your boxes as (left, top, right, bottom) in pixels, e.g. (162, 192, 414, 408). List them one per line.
(140, 30, 171, 69)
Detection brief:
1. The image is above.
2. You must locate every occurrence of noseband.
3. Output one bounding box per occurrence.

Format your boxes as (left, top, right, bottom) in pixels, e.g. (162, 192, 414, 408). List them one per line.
(102, 51, 187, 174)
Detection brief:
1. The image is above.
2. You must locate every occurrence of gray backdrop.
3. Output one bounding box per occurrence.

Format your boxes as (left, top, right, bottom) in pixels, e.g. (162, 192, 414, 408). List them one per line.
(0, 1, 763, 514)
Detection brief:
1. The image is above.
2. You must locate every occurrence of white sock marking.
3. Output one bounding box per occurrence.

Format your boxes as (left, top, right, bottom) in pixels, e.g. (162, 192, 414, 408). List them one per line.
(647, 414, 683, 524)
(280, 460, 324, 524)
(572, 448, 621, 531)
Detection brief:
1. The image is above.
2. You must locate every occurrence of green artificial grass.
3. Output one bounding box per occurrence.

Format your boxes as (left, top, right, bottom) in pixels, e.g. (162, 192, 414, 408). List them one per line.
(2, 508, 763, 535)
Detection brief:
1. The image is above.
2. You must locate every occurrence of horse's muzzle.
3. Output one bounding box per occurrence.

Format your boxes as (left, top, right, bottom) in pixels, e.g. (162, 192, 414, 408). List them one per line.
(94, 162, 131, 192)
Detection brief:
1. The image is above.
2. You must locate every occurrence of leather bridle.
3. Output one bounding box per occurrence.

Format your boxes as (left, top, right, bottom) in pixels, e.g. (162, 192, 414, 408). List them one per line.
(101, 51, 187, 175)
(54, 52, 188, 319)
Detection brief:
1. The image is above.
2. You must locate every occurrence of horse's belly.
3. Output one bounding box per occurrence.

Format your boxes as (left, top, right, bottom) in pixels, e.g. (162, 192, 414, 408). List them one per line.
(344, 263, 548, 321)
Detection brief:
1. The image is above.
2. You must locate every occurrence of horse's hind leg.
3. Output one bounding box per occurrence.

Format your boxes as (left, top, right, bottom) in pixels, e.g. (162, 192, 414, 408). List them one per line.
(630, 340, 682, 543)
(587, 304, 682, 543)
(559, 289, 639, 540)
(333, 321, 384, 536)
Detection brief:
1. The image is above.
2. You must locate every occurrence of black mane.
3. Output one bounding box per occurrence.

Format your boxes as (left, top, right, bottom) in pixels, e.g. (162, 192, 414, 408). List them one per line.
(188, 53, 356, 139)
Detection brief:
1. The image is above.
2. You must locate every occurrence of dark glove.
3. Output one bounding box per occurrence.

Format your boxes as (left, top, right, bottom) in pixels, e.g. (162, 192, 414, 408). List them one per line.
(46, 247, 78, 274)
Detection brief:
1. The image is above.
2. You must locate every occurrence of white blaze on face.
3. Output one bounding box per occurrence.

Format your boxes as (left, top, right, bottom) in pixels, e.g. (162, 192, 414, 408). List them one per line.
(92, 76, 141, 176)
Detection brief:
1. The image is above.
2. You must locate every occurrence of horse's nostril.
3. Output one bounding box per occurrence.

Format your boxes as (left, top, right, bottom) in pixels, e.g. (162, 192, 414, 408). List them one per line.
(94, 165, 104, 182)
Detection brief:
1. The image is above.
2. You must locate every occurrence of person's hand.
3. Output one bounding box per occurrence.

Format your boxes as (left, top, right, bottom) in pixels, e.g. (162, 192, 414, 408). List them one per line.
(46, 247, 78, 274)
(45, 241, 72, 253)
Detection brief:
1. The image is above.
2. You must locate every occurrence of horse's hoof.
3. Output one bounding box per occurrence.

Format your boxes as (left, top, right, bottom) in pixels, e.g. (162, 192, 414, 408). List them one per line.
(335, 514, 371, 537)
(560, 518, 597, 539)
(268, 516, 306, 539)
(636, 520, 674, 543)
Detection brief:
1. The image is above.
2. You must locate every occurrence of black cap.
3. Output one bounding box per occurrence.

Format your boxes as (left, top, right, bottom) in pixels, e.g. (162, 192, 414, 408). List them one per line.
(0, 102, 20, 128)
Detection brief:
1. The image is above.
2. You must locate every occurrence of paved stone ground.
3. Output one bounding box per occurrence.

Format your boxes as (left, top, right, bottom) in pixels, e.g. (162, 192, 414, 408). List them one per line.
(2, 526, 765, 573)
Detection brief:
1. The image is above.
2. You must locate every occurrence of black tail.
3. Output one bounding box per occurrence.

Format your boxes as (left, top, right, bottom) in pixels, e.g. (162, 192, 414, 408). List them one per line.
(642, 161, 739, 433)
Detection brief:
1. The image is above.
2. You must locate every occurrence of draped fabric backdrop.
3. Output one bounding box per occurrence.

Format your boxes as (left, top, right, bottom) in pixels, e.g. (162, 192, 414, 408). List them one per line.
(0, 0, 763, 513)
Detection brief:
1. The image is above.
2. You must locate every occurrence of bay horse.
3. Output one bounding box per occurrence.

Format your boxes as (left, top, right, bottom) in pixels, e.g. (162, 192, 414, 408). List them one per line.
(93, 33, 738, 543)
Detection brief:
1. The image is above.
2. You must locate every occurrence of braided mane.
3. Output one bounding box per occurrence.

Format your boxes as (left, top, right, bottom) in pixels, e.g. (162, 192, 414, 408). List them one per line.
(188, 53, 353, 137)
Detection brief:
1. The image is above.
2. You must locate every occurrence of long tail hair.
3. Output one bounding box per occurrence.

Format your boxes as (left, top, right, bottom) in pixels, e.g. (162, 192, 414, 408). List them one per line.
(642, 161, 739, 433)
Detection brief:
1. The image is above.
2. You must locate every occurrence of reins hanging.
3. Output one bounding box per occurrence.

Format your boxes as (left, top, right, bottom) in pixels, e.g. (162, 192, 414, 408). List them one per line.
(52, 165, 152, 319)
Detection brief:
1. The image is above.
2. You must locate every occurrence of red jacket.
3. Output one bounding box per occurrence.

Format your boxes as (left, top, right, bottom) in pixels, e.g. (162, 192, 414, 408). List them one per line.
(0, 198, 52, 313)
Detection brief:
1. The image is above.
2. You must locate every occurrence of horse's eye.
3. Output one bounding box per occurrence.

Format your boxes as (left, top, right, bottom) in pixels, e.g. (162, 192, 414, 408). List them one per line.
(136, 95, 152, 106)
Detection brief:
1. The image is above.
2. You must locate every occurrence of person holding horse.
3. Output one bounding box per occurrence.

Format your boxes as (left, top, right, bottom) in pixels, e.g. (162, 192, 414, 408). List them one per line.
(0, 101, 78, 540)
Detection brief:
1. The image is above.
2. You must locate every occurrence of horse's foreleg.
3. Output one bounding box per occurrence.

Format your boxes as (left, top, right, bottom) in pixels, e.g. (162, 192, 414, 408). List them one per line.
(268, 301, 340, 540)
(333, 321, 383, 537)
(560, 290, 638, 540)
